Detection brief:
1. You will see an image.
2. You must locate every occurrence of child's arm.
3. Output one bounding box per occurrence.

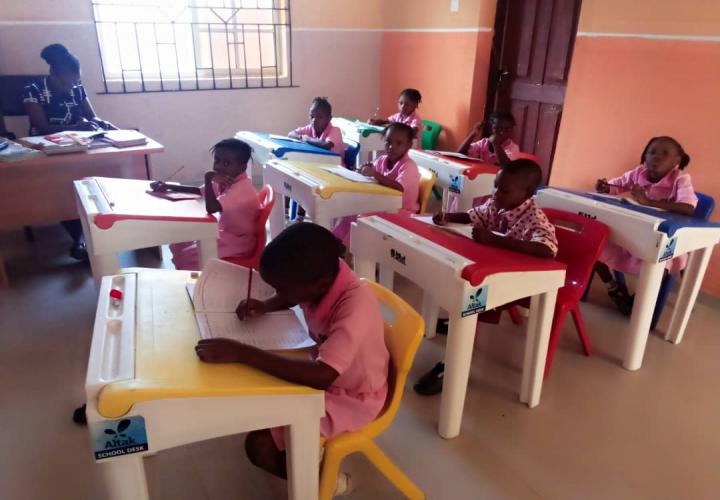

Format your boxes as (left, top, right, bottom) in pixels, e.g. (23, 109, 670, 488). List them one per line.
(203, 171, 223, 214)
(359, 164, 403, 191)
(195, 338, 340, 390)
(457, 121, 484, 156)
(472, 227, 555, 259)
(287, 130, 302, 140)
(433, 211, 472, 225)
(368, 118, 390, 126)
(490, 136, 512, 167)
(630, 186, 695, 215)
(301, 136, 333, 150)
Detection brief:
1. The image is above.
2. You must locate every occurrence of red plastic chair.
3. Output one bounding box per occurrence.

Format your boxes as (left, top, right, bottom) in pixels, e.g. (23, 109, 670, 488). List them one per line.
(507, 208, 610, 377)
(222, 185, 275, 269)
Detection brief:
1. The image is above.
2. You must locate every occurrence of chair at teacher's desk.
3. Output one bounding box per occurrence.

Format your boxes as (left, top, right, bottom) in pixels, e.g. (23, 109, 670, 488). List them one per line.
(221, 185, 275, 269)
(319, 279, 425, 500)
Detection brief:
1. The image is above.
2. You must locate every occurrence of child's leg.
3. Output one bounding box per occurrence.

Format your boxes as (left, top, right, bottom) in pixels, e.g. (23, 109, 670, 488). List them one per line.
(245, 429, 287, 479)
(594, 262, 632, 315)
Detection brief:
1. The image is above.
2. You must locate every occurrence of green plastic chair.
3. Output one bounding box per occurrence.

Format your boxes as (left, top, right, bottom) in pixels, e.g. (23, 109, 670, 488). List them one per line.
(421, 120, 442, 150)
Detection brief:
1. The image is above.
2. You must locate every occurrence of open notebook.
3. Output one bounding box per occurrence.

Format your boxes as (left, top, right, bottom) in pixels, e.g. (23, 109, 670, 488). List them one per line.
(187, 259, 314, 350)
(592, 192, 667, 211)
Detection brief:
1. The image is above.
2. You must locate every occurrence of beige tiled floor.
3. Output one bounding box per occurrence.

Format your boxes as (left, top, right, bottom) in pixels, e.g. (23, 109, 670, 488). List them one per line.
(2, 224, 720, 500)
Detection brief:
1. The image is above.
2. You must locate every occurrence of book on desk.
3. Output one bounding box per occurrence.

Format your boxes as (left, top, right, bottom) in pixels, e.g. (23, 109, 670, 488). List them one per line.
(188, 259, 314, 350)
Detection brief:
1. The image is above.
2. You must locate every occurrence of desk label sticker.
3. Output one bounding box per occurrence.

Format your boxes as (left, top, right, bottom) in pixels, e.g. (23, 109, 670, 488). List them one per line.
(90, 415, 149, 461)
(449, 175, 463, 194)
(659, 237, 677, 262)
(461, 285, 488, 317)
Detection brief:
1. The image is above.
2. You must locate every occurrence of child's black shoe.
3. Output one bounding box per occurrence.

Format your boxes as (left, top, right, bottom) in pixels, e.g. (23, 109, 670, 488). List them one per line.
(414, 362, 445, 396)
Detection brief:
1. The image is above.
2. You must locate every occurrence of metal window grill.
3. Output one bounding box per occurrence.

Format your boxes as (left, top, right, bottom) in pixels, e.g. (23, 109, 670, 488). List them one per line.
(91, 0, 293, 93)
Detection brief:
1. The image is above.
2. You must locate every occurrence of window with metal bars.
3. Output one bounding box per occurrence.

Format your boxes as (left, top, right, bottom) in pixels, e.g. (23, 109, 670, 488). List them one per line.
(91, 0, 293, 93)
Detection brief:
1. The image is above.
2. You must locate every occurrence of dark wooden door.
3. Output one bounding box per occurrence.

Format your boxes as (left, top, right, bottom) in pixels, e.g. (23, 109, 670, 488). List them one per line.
(486, 0, 582, 182)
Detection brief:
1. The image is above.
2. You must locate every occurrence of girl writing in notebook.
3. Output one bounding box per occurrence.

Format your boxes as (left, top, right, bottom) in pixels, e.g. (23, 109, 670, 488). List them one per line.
(150, 138, 261, 270)
(288, 96, 346, 160)
(594, 136, 697, 314)
(332, 122, 421, 246)
(196, 223, 390, 495)
(457, 111, 520, 166)
(370, 88, 423, 148)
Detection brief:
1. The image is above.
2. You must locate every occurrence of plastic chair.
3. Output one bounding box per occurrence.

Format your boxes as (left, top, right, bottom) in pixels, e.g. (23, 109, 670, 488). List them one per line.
(221, 185, 275, 269)
(421, 120, 442, 150)
(613, 192, 715, 330)
(417, 166, 436, 214)
(319, 280, 425, 500)
(343, 138, 360, 169)
(506, 209, 610, 377)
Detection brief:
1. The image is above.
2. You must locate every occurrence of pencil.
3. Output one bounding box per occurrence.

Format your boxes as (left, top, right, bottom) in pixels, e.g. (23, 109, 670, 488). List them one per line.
(245, 268, 253, 316)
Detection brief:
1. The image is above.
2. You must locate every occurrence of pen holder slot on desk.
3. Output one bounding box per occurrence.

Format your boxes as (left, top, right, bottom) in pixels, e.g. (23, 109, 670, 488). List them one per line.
(108, 275, 126, 317)
(101, 319, 123, 381)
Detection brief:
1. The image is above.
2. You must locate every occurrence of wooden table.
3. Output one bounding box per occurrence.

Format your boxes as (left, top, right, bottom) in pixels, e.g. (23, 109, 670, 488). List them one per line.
(0, 140, 163, 230)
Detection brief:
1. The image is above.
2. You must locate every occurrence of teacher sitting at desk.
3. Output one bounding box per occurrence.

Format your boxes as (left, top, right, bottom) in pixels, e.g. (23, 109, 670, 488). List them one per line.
(23, 43, 117, 260)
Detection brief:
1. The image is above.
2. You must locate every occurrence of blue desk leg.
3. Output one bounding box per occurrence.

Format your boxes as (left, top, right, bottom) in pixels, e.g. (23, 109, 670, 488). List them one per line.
(624, 261, 666, 370)
(665, 246, 713, 344)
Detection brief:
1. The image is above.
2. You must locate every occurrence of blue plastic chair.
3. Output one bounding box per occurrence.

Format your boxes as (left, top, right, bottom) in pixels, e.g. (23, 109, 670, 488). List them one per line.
(612, 192, 715, 330)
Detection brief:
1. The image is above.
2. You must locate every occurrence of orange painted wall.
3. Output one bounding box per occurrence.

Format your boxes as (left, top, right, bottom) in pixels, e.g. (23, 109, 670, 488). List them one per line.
(378, 31, 494, 150)
(552, 36, 720, 296)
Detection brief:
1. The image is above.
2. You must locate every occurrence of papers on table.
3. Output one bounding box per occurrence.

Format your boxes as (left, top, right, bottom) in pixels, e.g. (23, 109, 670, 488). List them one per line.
(187, 259, 314, 350)
(413, 215, 473, 239)
(320, 166, 376, 183)
(592, 192, 667, 211)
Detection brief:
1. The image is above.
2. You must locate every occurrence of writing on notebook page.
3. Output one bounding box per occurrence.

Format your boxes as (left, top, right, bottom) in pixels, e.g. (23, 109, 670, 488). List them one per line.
(189, 259, 314, 350)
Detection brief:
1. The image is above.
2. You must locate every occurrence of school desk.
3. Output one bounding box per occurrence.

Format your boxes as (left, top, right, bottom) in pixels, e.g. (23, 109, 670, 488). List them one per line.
(0, 139, 162, 230)
(350, 213, 566, 439)
(536, 187, 720, 370)
(331, 117, 385, 164)
(235, 131, 342, 185)
(263, 159, 403, 237)
(409, 150, 499, 211)
(85, 268, 324, 500)
(74, 177, 218, 286)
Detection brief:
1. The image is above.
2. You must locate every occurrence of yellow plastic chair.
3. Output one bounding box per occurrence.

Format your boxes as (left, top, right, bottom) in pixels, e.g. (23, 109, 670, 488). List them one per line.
(319, 280, 426, 500)
(417, 166, 436, 214)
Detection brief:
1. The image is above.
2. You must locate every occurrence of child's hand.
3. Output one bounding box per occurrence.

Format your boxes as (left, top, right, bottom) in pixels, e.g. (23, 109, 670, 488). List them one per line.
(76, 117, 101, 131)
(472, 226, 498, 245)
(236, 298, 267, 320)
(301, 134, 312, 143)
(149, 181, 169, 192)
(195, 338, 252, 364)
(596, 178, 611, 193)
(472, 121, 486, 136)
(432, 211, 446, 225)
(631, 185, 650, 205)
(359, 164, 376, 177)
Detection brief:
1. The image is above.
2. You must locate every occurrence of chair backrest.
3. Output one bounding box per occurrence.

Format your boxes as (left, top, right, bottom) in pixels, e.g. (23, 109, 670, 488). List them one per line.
(421, 119, 442, 150)
(359, 280, 424, 439)
(0, 75, 44, 116)
(223, 185, 275, 268)
(543, 208, 610, 299)
(694, 192, 715, 220)
(343, 138, 360, 168)
(417, 166, 436, 214)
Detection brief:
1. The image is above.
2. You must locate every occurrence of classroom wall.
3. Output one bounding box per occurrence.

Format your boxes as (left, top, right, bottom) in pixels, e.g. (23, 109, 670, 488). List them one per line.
(0, 0, 382, 183)
(551, 0, 720, 297)
(377, 0, 497, 150)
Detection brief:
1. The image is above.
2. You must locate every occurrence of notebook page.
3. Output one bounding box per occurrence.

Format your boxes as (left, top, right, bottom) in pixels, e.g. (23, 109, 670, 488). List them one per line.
(195, 310, 314, 350)
(192, 259, 276, 313)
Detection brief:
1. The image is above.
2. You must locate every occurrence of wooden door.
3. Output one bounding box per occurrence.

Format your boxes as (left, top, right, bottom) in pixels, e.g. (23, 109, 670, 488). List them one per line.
(486, 0, 582, 182)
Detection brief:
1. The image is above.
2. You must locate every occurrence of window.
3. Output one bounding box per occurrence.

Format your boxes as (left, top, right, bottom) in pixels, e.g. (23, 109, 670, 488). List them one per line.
(92, 0, 292, 93)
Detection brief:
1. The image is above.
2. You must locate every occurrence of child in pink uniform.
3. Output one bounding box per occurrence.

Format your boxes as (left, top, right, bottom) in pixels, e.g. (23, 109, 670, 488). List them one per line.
(370, 88, 423, 148)
(415, 159, 557, 395)
(150, 138, 261, 271)
(332, 122, 421, 246)
(288, 96, 346, 161)
(595, 136, 697, 315)
(458, 111, 520, 166)
(195, 223, 389, 493)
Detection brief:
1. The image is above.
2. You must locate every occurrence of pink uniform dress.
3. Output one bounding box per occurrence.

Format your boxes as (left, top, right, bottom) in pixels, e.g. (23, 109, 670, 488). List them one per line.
(332, 153, 421, 246)
(388, 111, 422, 149)
(270, 260, 389, 450)
(467, 137, 520, 164)
(170, 172, 261, 271)
(292, 122, 346, 162)
(600, 164, 698, 276)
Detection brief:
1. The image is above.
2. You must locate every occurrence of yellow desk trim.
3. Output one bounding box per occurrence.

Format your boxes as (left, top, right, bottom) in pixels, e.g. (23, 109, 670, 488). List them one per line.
(97, 268, 320, 419)
(272, 160, 403, 200)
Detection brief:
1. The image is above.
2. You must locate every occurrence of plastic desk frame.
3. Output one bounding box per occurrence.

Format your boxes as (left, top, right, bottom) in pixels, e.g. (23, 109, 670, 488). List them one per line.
(536, 187, 720, 370)
(350, 215, 565, 439)
(85, 270, 324, 500)
(332, 117, 385, 164)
